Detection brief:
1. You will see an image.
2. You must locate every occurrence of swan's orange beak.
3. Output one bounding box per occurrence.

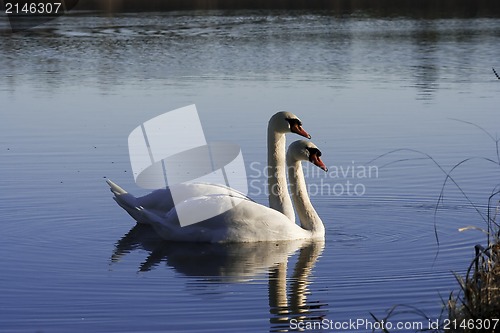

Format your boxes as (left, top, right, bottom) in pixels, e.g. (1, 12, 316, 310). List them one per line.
(291, 123, 311, 139)
(311, 154, 328, 172)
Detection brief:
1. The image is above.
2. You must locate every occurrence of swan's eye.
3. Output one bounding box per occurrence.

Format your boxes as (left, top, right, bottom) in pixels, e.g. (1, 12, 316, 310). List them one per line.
(286, 118, 302, 127)
(307, 148, 321, 161)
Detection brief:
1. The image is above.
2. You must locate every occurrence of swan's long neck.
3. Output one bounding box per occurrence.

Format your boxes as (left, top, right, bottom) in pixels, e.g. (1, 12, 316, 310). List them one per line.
(287, 158, 325, 236)
(268, 128, 295, 223)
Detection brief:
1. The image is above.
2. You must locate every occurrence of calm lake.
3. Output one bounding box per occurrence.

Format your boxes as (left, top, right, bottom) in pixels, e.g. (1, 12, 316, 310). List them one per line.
(1, 10, 500, 333)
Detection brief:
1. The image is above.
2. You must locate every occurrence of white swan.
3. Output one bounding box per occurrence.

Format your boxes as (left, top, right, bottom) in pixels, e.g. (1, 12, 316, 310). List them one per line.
(108, 140, 327, 243)
(107, 111, 311, 224)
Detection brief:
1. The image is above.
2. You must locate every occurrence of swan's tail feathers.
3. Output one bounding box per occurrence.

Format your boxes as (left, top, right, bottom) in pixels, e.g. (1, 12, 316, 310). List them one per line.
(106, 179, 170, 228)
(107, 179, 149, 223)
(106, 179, 128, 196)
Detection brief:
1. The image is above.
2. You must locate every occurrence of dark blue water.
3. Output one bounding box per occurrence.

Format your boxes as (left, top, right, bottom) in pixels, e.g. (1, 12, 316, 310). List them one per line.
(1, 11, 499, 332)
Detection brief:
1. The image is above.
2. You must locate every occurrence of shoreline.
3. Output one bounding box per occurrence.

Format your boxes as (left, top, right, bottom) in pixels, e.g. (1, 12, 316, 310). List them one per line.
(72, 0, 500, 18)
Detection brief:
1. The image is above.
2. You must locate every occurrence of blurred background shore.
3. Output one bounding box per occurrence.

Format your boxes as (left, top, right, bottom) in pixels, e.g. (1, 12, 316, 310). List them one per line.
(72, 0, 500, 18)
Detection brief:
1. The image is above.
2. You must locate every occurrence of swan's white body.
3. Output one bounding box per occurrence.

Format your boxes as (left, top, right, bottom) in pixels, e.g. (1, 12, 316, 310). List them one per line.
(108, 182, 251, 225)
(108, 140, 326, 243)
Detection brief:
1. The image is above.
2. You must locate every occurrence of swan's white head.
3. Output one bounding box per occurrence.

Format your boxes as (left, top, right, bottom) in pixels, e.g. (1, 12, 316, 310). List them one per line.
(288, 140, 328, 172)
(269, 111, 311, 139)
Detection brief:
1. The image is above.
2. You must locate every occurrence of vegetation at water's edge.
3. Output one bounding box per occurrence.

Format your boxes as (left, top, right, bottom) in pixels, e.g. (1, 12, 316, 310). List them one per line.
(447, 209, 500, 332)
(444, 105, 500, 332)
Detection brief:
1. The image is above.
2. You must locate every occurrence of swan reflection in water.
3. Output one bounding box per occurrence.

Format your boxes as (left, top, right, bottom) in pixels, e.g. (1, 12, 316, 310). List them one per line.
(111, 224, 328, 331)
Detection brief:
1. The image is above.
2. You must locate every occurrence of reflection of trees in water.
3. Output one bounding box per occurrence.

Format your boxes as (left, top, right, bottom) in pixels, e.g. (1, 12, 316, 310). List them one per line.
(407, 18, 486, 101)
(112, 224, 328, 331)
(0, 12, 496, 100)
(411, 20, 440, 101)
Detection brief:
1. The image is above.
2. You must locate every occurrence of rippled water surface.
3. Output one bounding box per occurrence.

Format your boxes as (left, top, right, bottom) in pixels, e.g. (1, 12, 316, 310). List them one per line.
(1, 11, 500, 333)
